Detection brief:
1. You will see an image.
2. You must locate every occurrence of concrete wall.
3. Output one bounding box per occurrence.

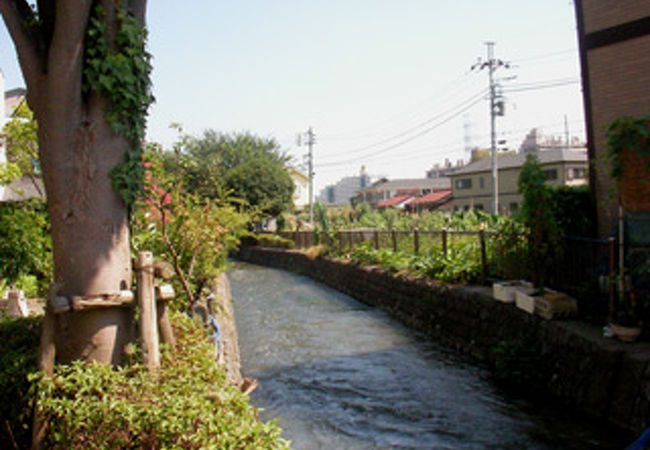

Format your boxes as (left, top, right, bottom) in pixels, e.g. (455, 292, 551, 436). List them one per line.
(238, 246, 650, 435)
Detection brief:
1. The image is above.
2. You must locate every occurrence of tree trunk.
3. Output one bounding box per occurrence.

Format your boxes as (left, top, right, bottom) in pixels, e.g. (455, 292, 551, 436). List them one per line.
(37, 92, 134, 363)
(1, 0, 147, 365)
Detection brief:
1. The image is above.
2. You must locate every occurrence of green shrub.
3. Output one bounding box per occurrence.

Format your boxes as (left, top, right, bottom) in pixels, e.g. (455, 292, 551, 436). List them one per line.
(0, 312, 288, 449)
(0, 316, 41, 448)
(349, 242, 410, 272)
(256, 233, 295, 249)
(239, 233, 260, 247)
(0, 199, 52, 296)
(32, 312, 288, 449)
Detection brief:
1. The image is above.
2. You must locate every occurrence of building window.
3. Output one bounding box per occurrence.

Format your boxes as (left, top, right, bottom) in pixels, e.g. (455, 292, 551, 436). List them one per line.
(475, 203, 484, 211)
(479, 177, 484, 189)
(509, 202, 518, 212)
(543, 169, 558, 180)
(567, 168, 587, 180)
(455, 178, 472, 189)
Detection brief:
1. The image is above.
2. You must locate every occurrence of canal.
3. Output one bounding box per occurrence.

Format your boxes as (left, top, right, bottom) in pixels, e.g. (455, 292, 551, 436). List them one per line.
(229, 262, 627, 449)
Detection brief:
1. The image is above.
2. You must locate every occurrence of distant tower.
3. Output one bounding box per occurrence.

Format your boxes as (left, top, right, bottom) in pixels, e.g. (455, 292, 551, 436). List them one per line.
(360, 165, 368, 189)
(463, 114, 474, 161)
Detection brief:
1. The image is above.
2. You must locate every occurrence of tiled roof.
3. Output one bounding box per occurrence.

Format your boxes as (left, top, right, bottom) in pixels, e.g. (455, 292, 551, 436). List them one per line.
(451, 148, 587, 176)
(365, 177, 451, 192)
(406, 189, 452, 206)
(376, 194, 413, 208)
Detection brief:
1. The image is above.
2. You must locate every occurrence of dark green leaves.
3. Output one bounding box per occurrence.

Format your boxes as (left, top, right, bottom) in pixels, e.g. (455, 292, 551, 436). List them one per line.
(83, 5, 154, 209)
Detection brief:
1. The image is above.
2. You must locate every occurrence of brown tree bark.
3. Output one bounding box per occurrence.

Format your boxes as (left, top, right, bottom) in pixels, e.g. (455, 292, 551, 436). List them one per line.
(0, 0, 147, 364)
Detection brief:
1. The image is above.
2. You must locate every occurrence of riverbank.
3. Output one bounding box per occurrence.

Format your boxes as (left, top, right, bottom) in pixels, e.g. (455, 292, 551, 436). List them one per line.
(238, 246, 650, 435)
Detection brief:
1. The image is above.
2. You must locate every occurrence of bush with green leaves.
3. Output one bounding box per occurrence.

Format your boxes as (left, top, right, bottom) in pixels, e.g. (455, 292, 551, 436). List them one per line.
(30, 312, 288, 449)
(517, 155, 562, 291)
(132, 147, 250, 310)
(0, 316, 40, 448)
(349, 242, 411, 272)
(256, 233, 295, 249)
(0, 199, 52, 295)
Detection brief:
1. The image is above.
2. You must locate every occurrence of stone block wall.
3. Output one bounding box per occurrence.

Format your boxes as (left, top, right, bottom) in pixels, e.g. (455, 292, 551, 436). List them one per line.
(238, 246, 650, 434)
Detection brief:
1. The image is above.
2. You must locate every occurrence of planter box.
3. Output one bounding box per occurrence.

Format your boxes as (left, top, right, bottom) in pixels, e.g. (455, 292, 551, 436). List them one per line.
(515, 288, 558, 314)
(493, 280, 534, 303)
(515, 289, 542, 314)
(514, 288, 578, 319)
(535, 292, 578, 320)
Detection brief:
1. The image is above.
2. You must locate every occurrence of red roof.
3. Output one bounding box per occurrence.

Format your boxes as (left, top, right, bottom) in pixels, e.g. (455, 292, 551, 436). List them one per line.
(406, 189, 452, 206)
(376, 194, 414, 208)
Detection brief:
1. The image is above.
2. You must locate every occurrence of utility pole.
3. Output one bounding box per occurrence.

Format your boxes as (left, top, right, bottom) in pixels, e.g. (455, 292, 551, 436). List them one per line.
(472, 42, 509, 215)
(298, 127, 316, 225)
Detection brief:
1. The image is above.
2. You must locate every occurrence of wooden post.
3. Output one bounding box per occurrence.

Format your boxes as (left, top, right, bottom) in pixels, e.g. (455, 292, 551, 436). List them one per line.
(137, 251, 159, 369)
(442, 229, 448, 256)
(391, 230, 397, 252)
(608, 237, 616, 322)
(157, 302, 176, 346)
(414, 229, 420, 255)
(479, 230, 488, 283)
(374, 230, 379, 249)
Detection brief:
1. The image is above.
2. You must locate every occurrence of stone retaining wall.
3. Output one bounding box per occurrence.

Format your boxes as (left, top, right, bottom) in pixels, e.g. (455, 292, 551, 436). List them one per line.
(238, 246, 650, 435)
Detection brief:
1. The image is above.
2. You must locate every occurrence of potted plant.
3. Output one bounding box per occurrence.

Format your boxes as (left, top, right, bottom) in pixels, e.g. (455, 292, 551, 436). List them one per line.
(606, 116, 650, 212)
(611, 281, 642, 342)
(611, 249, 650, 342)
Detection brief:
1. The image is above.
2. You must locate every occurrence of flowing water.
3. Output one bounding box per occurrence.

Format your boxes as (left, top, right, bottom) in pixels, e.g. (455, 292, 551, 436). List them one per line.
(229, 262, 628, 449)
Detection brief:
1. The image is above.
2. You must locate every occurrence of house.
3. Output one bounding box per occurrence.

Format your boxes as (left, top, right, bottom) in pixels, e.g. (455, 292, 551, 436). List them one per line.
(287, 167, 309, 211)
(375, 194, 414, 209)
(351, 177, 451, 207)
(574, 1, 650, 236)
(449, 148, 588, 215)
(404, 189, 452, 214)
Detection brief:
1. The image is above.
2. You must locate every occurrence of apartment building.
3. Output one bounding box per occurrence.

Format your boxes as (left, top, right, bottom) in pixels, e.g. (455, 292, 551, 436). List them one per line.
(449, 148, 588, 214)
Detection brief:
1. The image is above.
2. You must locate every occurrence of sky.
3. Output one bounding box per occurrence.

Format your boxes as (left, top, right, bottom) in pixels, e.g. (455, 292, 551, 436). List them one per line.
(0, 1, 585, 195)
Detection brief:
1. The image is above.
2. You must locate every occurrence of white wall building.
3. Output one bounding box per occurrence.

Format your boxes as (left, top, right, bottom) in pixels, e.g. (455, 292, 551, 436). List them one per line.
(318, 166, 372, 206)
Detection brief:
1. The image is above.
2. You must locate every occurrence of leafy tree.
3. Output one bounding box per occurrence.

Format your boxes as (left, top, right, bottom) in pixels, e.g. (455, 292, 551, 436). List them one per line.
(517, 154, 561, 291)
(167, 129, 294, 216)
(1, 1, 152, 364)
(0, 199, 52, 292)
(0, 102, 42, 195)
(224, 158, 294, 217)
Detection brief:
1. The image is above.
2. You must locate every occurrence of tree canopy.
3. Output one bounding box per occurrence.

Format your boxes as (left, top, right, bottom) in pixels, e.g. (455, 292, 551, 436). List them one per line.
(165, 130, 294, 216)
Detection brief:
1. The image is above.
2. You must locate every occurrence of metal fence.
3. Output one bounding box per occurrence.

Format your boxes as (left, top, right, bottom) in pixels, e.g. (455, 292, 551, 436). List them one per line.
(277, 229, 623, 314)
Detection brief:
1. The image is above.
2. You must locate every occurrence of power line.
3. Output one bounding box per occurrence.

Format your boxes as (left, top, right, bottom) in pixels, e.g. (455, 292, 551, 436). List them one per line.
(317, 94, 485, 168)
(503, 78, 579, 93)
(318, 88, 488, 162)
(318, 70, 484, 143)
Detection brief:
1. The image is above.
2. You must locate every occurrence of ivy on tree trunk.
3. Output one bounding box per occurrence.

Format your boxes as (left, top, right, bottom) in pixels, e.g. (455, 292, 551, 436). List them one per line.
(0, 0, 151, 365)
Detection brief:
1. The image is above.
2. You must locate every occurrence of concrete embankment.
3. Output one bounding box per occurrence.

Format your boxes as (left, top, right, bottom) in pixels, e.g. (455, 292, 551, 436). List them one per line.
(211, 273, 242, 386)
(238, 246, 650, 435)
